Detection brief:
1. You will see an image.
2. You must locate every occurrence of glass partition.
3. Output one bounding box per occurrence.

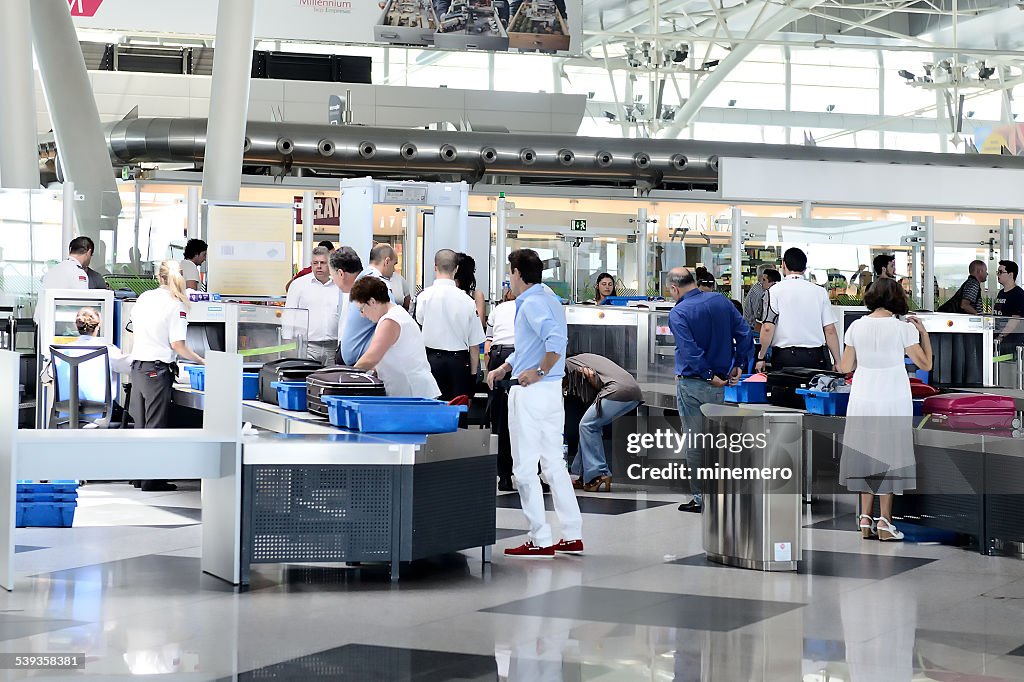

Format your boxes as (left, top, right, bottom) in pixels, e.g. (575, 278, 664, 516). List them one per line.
(0, 188, 66, 320)
(994, 315, 1024, 389)
(255, 304, 309, 364)
(504, 233, 572, 301)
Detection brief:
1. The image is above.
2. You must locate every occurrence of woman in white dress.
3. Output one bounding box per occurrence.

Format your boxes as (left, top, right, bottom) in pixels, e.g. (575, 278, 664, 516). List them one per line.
(839, 278, 932, 542)
(348, 276, 440, 399)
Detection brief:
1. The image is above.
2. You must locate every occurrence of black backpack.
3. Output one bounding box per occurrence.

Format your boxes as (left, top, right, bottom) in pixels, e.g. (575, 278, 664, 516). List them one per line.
(936, 279, 969, 314)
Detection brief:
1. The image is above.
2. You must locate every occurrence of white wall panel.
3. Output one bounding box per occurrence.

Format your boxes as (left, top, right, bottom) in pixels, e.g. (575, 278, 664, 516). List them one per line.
(30, 70, 585, 135)
(720, 157, 1024, 212)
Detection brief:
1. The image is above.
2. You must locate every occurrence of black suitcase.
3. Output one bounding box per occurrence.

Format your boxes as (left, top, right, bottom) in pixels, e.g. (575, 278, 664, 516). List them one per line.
(258, 358, 323, 405)
(306, 365, 387, 417)
(766, 367, 845, 409)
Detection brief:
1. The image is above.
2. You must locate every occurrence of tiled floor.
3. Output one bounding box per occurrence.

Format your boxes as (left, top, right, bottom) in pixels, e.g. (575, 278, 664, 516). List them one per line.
(3, 481, 1024, 680)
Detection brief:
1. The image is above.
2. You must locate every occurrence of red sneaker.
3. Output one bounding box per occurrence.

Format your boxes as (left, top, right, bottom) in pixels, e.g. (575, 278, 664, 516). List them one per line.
(504, 541, 554, 559)
(552, 539, 584, 555)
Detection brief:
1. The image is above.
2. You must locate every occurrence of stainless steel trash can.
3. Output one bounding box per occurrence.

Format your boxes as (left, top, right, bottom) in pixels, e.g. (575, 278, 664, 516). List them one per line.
(700, 405, 803, 572)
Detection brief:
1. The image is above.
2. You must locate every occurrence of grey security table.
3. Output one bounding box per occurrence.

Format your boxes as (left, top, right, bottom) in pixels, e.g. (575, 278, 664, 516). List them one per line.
(239, 429, 496, 584)
(173, 385, 497, 584)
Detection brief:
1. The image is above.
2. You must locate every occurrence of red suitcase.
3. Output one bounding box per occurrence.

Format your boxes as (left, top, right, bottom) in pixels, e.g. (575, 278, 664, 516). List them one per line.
(923, 393, 1019, 431)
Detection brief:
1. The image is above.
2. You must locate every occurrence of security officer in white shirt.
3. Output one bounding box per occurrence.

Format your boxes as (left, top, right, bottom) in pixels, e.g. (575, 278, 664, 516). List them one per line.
(129, 260, 205, 491)
(284, 246, 341, 365)
(35, 237, 95, 324)
(756, 247, 841, 372)
(416, 248, 486, 401)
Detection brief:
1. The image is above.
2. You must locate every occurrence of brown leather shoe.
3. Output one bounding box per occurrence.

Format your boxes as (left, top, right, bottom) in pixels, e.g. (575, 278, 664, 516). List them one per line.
(583, 475, 612, 493)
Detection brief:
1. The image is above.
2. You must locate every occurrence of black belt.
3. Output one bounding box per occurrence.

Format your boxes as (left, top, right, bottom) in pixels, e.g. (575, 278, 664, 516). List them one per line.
(133, 360, 174, 368)
(490, 344, 514, 353)
(426, 348, 470, 356)
(678, 375, 710, 381)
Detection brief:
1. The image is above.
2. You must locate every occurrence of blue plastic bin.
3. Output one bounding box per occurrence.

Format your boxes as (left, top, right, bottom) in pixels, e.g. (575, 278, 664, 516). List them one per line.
(724, 375, 769, 404)
(185, 364, 206, 390)
(242, 373, 259, 400)
(16, 481, 78, 494)
(322, 396, 467, 433)
(796, 389, 851, 416)
(185, 365, 259, 399)
(17, 491, 77, 503)
(272, 381, 307, 411)
(601, 296, 648, 306)
(904, 358, 929, 383)
(913, 399, 924, 417)
(17, 501, 76, 528)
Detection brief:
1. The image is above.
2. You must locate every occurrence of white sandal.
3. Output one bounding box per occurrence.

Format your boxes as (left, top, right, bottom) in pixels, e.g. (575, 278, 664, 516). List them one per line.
(875, 517, 904, 542)
(857, 514, 877, 540)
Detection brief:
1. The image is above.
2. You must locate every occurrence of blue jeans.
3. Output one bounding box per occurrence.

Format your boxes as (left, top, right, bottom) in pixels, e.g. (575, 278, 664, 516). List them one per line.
(675, 378, 725, 503)
(570, 398, 640, 483)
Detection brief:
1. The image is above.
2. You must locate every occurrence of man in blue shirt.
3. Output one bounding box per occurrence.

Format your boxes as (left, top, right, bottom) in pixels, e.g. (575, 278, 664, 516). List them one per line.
(487, 249, 583, 559)
(339, 244, 397, 365)
(669, 266, 754, 513)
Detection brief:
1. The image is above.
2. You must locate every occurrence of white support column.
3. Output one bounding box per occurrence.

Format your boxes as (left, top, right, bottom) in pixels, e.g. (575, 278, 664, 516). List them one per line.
(0, 351, 18, 591)
(877, 50, 886, 149)
(301, 191, 314, 267)
(731, 207, 744, 302)
(495, 195, 508, 298)
(30, 0, 121, 243)
(61, 181, 76, 248)
(201, 0, 256, 204)
(912, 244, 922, 307)
(999, 218, 1010, 261)
(924, 216, 936, 311)
(1013, 218, 1023, 268)
(187, 186, 200, 240)
(339, 178, 375, 263)
(784, 46, 793, 146)
(0, 0, 39, 188)
(637, 207, 650, 298)
(403, 207, 417, 288)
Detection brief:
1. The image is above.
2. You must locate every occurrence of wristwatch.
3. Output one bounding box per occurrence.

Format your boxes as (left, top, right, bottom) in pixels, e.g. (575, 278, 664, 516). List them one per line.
(536, 368, 546, 377)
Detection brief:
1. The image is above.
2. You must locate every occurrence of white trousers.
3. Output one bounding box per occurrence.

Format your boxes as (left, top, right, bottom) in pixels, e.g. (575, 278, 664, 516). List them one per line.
(508, 381, 582, 547)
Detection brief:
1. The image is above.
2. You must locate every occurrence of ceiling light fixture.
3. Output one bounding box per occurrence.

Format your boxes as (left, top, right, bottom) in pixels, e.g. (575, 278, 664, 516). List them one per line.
(813, 34, 835, 49)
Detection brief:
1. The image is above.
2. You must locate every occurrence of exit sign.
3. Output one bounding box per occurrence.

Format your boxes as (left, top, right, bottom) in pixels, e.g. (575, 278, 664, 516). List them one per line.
(570, 219, 587, 232)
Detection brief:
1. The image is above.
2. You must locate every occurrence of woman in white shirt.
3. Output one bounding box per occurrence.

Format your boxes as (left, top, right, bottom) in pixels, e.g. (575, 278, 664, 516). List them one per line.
(348, 276, 440, 399)
(129, 260, 205, 491)
(485, 291, 517, 490)
(840, 278, 932, 542)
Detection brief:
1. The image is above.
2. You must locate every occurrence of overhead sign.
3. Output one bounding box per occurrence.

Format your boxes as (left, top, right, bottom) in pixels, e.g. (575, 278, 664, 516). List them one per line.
(70, 0, 584, 56)
(294, 195, 340, 226)
(570, 219, 587, 232)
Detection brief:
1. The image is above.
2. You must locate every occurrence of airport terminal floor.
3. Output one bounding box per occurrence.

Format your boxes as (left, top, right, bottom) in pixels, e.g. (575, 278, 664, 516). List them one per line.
(5, 481, 1024, 681)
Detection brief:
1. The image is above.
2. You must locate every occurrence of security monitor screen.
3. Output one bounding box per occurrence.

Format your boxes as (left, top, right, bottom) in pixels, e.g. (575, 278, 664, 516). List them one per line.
(52, 301, 110, 345)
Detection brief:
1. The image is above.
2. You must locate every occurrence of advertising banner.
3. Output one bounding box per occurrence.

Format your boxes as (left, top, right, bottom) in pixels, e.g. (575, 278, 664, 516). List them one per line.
(293, 195, 341, 227)
(70, 0, 583, 56)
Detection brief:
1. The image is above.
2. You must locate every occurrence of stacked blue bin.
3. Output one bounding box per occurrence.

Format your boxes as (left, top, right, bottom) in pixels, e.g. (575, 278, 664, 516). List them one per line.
(16, 481, 78, 527)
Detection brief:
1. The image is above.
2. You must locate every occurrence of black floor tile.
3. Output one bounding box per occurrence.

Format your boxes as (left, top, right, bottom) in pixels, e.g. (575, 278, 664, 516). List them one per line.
(495, 528, 526, 541)
(672, 550, 934, 579)
(804, 514, 858, 532)
(0, 614, 89, 642)
(31, 554, 235, 593)
(1006, 643, 1024, 657)
(15, 545, 46, 553)
(227, 643, 498, 681)
(151, 505, 202, 522)
(483, 586, 803, 632)
(495, 493, 672, 515)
